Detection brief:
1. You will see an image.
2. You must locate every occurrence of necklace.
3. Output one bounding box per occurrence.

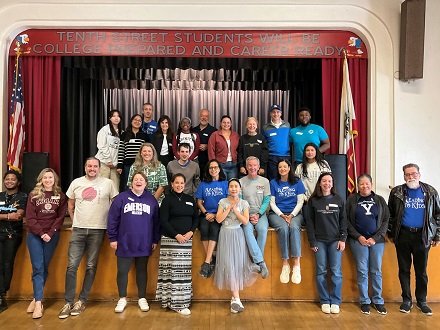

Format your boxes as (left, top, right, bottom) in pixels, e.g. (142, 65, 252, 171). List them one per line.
(173, 191, 183, 201)
(5, 192, 18, 204)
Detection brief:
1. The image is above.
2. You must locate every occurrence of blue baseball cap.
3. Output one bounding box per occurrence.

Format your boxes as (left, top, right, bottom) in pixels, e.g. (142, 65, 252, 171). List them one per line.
(269, 104, 282, 112)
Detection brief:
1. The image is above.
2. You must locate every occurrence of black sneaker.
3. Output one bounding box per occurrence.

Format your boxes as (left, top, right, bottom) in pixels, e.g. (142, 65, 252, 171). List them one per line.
(199, 262, 211, 278)
(0, 296, 8, 314)
(416, 302, 433, 316)
(373, 303, 387, 315)
(399, 302, 412, 313)
(360, 304, 370, 315)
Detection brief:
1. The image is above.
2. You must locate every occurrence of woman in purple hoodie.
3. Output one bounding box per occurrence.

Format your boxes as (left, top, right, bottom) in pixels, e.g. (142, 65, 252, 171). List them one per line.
(107, 172, 160, 313)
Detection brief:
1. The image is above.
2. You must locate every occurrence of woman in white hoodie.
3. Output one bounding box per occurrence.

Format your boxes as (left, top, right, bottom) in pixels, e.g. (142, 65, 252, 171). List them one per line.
(95, 109, 122, 191)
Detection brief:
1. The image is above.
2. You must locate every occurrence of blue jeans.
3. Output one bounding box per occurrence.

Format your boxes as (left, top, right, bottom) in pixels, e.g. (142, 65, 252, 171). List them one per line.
(242, 214, 268, 263)
(27, 232, 60, 301)
(64, 228, 105, 304)
(220, 161, 237, 181)
(268, 212, 302, 260)
(348, 238, 384, 305)
(314, 240, 343, 305)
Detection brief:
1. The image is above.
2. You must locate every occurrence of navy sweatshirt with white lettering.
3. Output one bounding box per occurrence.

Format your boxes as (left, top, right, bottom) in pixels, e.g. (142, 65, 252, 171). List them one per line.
(306, 194, 347, 248)
(107, 189, 160, 257)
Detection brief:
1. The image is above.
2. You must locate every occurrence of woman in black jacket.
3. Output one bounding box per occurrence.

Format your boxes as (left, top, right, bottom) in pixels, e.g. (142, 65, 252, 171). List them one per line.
(151, 115, 174, 167)
(346, 174, 389, 315)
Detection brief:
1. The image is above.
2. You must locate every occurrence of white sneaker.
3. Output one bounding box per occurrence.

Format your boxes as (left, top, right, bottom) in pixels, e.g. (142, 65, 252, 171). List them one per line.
(177, 308, 191, 315)
(321, 304, 331, 314)
(230, 297, 244, 313)
(138, 298, 150, 312)
(330, 304, 340, 314)
(114, 299, 127, 313)
(291, 265, 301, 284)
(280, 265, 291, 284)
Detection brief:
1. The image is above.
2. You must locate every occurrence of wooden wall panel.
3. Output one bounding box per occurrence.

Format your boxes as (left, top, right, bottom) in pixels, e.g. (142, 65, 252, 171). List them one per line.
(9, 228, 440, 301)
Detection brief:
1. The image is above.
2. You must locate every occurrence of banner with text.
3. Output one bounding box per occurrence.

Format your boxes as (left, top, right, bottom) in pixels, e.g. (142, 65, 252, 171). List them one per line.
(11, 29, 367, 58)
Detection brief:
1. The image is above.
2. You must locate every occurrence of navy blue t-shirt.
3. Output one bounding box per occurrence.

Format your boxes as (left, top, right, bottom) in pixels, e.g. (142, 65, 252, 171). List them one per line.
(354, 195, 378, 239)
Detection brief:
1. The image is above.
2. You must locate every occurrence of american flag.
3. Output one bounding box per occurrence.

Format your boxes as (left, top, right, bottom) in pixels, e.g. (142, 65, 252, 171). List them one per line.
(339, 56, 358, 194)
(7, 52, 26, 171)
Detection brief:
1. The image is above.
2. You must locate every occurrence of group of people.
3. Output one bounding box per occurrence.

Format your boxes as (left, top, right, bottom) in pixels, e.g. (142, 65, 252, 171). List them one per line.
(0, 102, 439, 320)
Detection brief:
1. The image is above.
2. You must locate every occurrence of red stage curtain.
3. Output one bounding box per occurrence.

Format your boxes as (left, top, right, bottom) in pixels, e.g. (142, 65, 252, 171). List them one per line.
(9, 56, 61, 174)
(322, 57, 368, 179)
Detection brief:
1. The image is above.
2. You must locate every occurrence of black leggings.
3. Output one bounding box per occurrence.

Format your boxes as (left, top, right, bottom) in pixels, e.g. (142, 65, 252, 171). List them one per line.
(116, 256, 149, 298)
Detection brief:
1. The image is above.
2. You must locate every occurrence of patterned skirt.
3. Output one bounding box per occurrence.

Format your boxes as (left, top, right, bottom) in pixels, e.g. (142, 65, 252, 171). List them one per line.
(155, 236, 193, 310)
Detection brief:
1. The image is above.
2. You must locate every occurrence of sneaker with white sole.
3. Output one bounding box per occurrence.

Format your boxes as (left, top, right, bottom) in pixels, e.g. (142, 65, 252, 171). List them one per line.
(330, 304, 340, 314)
(230, 297, 244, 313)
(321, 304, 331, 314)
(114, 299, 127, 313)
(138, 298, 150, 312)
(280, 265, 290, 284)
(177, 308, 191, 315)
(58, 303, 72, 319)
(291, 265, 301, 284)
(70, 300, 85, 316)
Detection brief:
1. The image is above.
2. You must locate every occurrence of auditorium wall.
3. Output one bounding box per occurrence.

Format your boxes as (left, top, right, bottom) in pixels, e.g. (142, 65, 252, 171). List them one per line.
(0, 0, 439, 196)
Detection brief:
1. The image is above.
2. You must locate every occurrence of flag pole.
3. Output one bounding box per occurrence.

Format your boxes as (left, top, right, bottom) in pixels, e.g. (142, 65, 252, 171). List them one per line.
(342, 49, 357, 193)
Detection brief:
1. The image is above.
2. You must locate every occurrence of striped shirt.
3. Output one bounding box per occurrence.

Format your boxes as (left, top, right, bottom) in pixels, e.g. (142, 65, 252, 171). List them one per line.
(117, 131, 148, 168)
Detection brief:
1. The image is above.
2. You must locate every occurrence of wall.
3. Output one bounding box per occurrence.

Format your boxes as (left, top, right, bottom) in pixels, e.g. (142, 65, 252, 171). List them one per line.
(10, 228, 440, 301)
(2, 0, 437, 193)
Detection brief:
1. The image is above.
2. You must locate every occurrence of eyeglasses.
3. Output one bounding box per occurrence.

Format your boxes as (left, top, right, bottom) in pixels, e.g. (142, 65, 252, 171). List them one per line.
(133, 119, 142, 123)
(404, 172, 419, 178)
(209, 166, 220, 170)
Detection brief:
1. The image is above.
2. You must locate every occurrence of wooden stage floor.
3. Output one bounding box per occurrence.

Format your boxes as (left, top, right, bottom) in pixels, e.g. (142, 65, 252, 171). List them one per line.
(0, 300, 438, 329)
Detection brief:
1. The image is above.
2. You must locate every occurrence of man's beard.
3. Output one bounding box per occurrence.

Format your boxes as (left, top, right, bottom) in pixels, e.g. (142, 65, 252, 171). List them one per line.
(406, 180, 420, 189)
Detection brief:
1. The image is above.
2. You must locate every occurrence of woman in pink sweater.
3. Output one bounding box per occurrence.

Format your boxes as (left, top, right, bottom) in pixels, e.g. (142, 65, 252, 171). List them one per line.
(208, 115, 240, 180)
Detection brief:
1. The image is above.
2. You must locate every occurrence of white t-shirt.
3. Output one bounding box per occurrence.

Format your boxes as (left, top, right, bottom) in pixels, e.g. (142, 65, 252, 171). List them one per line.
(66, 176, 119, 229)
(160, 134, 169, 155)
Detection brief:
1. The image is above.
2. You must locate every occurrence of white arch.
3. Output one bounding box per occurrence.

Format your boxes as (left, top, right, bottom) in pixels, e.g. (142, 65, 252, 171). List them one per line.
(0, 1, 397, 196)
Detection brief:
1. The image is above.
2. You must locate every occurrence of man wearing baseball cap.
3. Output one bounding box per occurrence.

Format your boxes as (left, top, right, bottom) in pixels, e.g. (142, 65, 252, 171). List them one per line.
(262, 104, 291, 181)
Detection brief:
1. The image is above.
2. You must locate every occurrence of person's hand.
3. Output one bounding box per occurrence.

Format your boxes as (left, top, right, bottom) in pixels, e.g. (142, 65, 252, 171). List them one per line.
(152, 243, 157, 250)
(41, 233, 51, 242)
(432, 240, 440, 247)
(176, 234, 186, 244)
(258, 168, 265, 175)
(337, 241, 346, 252)
(107, 162, 115, 168)
(183, 231, 193, 241)
(240, 167, 247, 175)
(8, 212, 22, 221)
(366, 238, 376, 246)
(358, 236, 369, 246)
(110, 241, 118, 250)
(249, 214, 259, 225)
(206, 213, 216, 222)
(199, 144, 207, 151)
(282, 214, 293, 225)
(117, 169, 122, 175)
(311, 246, 318, 252)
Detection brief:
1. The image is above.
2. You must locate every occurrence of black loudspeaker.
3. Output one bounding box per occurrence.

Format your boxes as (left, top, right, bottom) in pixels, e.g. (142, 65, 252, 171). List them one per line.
(22, 152, 49, 195)
(325, 154, 348, 201)
(399, 0, 426, 80)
